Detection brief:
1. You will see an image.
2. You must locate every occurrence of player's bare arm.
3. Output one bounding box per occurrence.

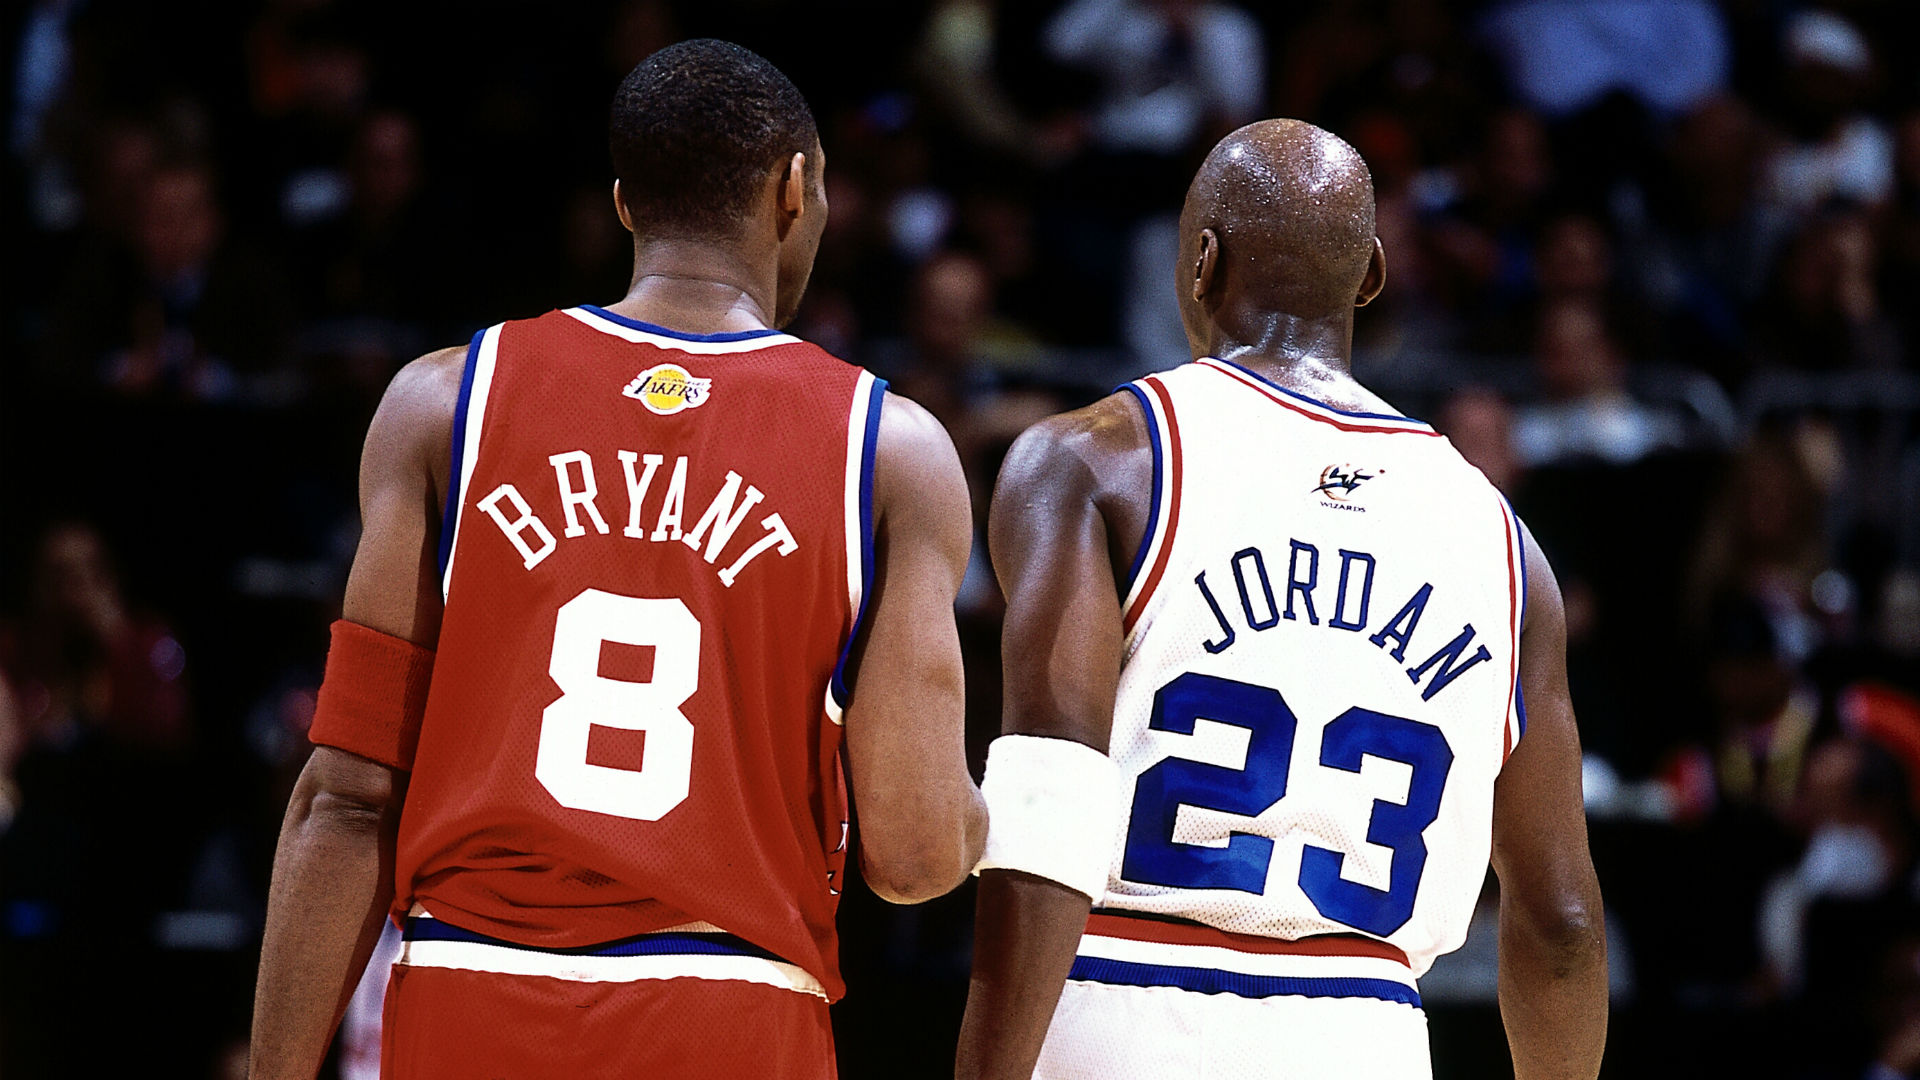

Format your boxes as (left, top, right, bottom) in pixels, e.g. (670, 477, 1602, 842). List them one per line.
(841, 392, 989, 904)
(955, 393, 1152, 1080)
(249, 347, 462, 1080)
(1491, 524, 1608, 1080)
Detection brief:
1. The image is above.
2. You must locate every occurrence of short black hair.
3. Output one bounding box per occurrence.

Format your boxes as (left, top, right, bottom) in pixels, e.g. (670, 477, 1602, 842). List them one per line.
(609, 39, 818, 238)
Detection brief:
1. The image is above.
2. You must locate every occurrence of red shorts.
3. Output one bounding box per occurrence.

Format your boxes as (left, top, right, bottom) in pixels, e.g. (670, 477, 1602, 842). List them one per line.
(381, 965, 837, 1080)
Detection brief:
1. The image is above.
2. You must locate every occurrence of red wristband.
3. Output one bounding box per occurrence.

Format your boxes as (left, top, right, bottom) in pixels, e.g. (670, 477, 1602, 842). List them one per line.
(309, 620, 435, 770)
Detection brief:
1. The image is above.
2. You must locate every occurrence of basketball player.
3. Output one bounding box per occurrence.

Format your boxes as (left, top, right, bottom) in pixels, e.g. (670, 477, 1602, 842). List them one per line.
(957, 120, 1606, 1079)
(249, 40, 986, 1080)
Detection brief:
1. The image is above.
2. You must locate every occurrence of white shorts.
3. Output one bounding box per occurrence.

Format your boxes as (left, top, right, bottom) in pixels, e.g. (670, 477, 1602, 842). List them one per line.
(1034, 911, 1432, 1080)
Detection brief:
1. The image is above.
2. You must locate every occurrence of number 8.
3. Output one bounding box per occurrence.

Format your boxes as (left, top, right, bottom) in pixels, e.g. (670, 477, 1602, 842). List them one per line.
(536, 589, 698, 821)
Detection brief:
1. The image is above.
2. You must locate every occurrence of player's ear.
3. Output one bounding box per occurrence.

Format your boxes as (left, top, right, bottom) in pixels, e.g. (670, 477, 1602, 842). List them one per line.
(1192, 227, 1220, 305)
(1355, 237, 1386, 308)
(779, 152, 807, 219)
(611, 180, 636, 233)
(611, 180, 636, 234)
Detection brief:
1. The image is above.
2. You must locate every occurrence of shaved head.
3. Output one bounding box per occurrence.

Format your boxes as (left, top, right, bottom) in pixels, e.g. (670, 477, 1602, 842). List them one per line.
(1178, 119, 1382, 335)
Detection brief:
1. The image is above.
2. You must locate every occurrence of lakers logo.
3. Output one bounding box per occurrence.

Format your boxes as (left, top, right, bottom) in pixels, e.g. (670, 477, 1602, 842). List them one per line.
(623, 364, 713, 415)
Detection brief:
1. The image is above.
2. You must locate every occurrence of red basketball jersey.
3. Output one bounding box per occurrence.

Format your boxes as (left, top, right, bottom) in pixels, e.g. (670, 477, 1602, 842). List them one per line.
(394, 305, 882, 1002)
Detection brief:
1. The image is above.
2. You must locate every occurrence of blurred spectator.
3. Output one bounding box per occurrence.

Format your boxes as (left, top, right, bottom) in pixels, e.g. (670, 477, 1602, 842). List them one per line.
(1479, 0, 1728, 118)
(550, 183, 633, 308)
(1764, 9, 1894, 214)
(1759, 736, 1915, 996)
(1512, 298, 1684, 467)
(45, 159, 294, 399)
(0, 671, 20, 831)
(0, 523, 190, 754)
(1417, 106, 1553, 347)
(914, 0, 1085, 169)
(1691, 427, 1835, 664)
(1437, 386, 1521, 496)
(889, 251, 1060, 482)
(292, 109, 428, 308)
(1876, 108, 1920, 352)
(1536, 213, 1613, 306)
(246, 5, 375, 222)
(1626, 94, 1792, 384)
(1752, 206, 1903, 374)
(288, 108, 444, 393)
(1045, 0, 1265, 368)
(1868, 937, 1920, 1080)
(1044, 0, 1262, 159)
(887, 251, 1061, 608)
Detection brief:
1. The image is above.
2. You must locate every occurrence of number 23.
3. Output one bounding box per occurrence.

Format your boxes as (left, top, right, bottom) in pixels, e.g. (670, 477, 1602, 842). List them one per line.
(1120, 672, 1454, 936)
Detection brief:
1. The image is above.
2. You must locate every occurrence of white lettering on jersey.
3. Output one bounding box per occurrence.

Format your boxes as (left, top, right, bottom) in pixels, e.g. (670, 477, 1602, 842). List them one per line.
(476, 450, 800, 587)
(719, 513, 798, 587)
(547, 450, 610, 538)
(478, 483, 557, 569)
(617, 451, 663, 539)
(650, 456, 689, 541)
(681, 471, 765, 564)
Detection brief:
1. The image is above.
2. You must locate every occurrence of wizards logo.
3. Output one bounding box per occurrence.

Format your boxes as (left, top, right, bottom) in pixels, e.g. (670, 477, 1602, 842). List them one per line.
(1313, 464, 1381, 502)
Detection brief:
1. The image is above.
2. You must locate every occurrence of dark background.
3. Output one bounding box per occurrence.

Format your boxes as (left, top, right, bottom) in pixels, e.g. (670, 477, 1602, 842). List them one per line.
(2, 0, 1918, 1076)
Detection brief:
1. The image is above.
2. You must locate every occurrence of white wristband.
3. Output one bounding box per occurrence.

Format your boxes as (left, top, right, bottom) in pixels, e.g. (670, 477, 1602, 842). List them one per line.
(975, 734, 1123, 901)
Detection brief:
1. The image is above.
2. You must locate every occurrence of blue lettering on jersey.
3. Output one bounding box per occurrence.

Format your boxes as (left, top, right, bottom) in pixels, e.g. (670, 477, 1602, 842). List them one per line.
(1297, 706, 1454, 934)
(1196, 571, 1237, 654)
(1232, 547, 1280, 630)
(1367, 584, 1431, 663)
(1405, 625, 1494, 701)
(1190, 540, 1489, 702)
(1284, 540, 1320, 624)
(1120, 672, 1456, 935)
(1328, 549, 1376, 631)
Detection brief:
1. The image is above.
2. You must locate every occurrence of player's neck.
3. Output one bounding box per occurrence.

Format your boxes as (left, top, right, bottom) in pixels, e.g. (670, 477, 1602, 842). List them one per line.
(1201, 307, 1354, 379)
(606, 240, 779, 336)
(1196, 307, 1400, 413)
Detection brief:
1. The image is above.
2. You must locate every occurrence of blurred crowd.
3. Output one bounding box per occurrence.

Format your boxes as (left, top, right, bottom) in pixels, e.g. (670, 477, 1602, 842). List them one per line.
(1, 1, 1917, 1076)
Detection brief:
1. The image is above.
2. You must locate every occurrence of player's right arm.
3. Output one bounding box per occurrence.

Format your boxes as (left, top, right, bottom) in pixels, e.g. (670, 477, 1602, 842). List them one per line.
(1491, 526, 1608, 1080)
(956, 396, 1147, 1080)
(840, 393, 989, 904)
(249, 347, 462, 1080)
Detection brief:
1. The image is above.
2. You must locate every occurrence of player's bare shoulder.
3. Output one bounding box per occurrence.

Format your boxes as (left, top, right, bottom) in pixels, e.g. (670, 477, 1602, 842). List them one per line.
(991, 391, 1154, 568)
(364, 346, 467, 497)
(872, 391, 972, 561)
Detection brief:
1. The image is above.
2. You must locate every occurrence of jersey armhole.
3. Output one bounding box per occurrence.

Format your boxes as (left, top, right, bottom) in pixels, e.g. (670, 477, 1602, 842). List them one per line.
(1119, 378, 1182, 639)
(1500, 496, 1529, 762)
(437, 324, 502, 601)
(1116, 383, 1164, 600)
(827, 374, 887, 722)
(1513, 512, 1530, 741)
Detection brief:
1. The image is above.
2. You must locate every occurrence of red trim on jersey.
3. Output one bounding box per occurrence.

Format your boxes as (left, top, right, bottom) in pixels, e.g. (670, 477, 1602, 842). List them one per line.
(1084, 912, 1410, 966)
(1123, 377, 1184, 635)
(1197, 359, 1444, 438)
(1500, 508, 1521, 765)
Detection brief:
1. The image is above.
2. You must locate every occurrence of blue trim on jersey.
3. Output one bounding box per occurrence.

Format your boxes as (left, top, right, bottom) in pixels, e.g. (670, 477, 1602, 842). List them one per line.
(581, 305, 784, 342)
(435, 329, 486, 581)
(1211, 357, 1431, 427)
(1117, 383, 1163, 597)
(1508, 498, 1530, 739)
(402, 916, 786, 962)
(1068, 956, 1421, 1007)
(829, 378, 889, 708)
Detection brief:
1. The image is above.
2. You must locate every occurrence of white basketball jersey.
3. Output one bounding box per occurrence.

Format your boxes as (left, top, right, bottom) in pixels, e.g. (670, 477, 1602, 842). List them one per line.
(1099, 357, 1526, 977)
